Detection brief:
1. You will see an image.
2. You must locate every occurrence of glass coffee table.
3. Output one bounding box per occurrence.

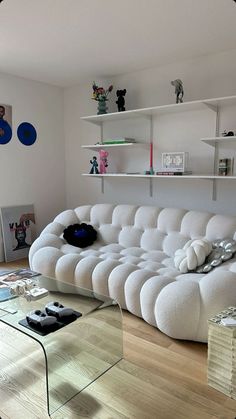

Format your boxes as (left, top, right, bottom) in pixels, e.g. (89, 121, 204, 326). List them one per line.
(0, 275, 123, 417)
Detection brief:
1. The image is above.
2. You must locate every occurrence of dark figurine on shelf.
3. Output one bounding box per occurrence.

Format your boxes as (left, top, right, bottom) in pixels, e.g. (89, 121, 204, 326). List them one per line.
(222, 130, 234, 137)
(90, 156, 99, 174)
(171, 79, 184, 103)
(116, 89, 126, 112)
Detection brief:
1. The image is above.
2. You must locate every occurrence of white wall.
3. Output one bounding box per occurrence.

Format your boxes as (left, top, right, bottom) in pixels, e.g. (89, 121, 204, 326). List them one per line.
(0, 72, 66, 260)
(64, 49, 236, 216)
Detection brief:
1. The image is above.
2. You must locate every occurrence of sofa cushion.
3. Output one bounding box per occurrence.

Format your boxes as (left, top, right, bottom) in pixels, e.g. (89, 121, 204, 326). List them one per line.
(174, 239, 212, 273)
(63, 223, 97, 248)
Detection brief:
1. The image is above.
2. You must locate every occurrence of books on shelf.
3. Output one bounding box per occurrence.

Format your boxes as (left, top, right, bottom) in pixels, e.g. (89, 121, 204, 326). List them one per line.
(102, 138, 136, 144)
(156, 171, 193, 176)
(0, 268, 40, 286)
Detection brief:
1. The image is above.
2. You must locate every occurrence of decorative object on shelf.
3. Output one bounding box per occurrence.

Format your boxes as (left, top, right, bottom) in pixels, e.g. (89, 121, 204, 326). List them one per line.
(63, 223, 97, 248)
(218, 158, 233, 176)
(222, 130, 235, 137)
(171, 79, 184, 103)
(89, 156, 99, 174)
(99, 149, 109, 174)
(0, 204, 35, 262)
(0, 104, 12, 145)
(116, 89, 126, 112)
(145, 143, 154, 175)
(145, 143, 154, 174)
(162, 151, 189, 172)
(17, 122, 37, 146)
(92, 81, 113, 115)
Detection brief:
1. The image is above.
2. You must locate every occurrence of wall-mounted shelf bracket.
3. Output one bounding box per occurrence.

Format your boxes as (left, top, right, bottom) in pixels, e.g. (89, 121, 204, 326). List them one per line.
(212, 179, 217, 201)
(101, 177, 104, 194)
(203, 103, 217, 112)
(149, 178, 153, 197)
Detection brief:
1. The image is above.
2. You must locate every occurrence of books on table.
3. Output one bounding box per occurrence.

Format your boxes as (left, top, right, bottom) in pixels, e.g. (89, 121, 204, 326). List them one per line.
(0, 268, 40, 286)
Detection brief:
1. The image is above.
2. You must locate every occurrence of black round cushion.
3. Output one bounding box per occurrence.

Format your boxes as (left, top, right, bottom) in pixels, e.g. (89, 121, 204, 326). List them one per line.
(63, 223, 97, 248)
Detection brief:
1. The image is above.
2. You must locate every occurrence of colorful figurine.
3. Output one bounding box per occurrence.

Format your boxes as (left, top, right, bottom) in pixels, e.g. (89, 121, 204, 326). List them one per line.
(99, 149, 109, 174)
(171, 79, 184, 103)
(116, 89, 126, 112)
(92, 82, 113, 115)
(90, 156, 99, 174)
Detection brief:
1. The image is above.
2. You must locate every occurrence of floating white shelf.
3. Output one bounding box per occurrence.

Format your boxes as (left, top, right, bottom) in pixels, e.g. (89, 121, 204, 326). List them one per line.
(81, 95, 236, 125)
(82, 173, 236, 179)
(201, 136, 236, 146)
(81, 143, 145, 151)
(81, 94, 236, 199)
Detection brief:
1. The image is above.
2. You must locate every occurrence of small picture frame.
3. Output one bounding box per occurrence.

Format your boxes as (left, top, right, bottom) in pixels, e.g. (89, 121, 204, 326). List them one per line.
(162, 152, 189, 172)
(0, 205, 35, 262)
(218, 158, 234, 176)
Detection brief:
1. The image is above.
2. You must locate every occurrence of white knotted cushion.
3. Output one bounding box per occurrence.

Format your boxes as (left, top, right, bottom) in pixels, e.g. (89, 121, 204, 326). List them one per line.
(174, 239, 212, 273)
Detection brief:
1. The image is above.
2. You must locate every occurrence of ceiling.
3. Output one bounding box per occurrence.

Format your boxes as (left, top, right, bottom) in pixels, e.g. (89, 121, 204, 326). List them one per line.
(1, 0, 236, 87)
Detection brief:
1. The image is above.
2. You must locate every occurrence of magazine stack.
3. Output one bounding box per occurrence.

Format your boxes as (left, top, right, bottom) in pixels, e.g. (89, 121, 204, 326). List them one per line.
(208, 307, 236, 399)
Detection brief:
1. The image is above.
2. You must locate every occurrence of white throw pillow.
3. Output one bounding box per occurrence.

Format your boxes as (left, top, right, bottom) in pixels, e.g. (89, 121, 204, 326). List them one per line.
(174, 239, 212, 273)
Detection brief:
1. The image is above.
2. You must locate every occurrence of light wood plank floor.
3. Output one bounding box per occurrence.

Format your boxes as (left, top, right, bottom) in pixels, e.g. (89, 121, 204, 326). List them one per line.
(0, 259, 236, 419)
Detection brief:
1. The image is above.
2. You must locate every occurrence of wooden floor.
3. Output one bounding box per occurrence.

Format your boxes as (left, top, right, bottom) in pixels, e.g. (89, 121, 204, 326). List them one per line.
(0, 260, 236, 419)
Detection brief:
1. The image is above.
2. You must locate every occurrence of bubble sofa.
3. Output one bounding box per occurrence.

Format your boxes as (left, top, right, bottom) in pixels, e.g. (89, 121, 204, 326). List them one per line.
(29, 204, 236, 343)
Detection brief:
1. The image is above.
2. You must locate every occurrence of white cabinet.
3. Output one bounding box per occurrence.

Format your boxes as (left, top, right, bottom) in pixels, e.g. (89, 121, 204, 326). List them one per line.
(81, 95, 236, 199)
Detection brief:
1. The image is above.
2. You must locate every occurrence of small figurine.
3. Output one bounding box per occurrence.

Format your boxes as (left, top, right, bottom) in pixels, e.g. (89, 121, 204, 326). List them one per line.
(116, 89, 126, 112)
(171, 79, 184, 103)
(90, 156, 99, 174)
(99, 149, 109, 174)
(222, 130, 234, 137)
(92, 82, 113, 115)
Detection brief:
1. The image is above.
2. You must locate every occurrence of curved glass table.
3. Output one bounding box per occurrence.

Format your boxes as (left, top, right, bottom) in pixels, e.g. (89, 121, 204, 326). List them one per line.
(0, 276, 123, 417)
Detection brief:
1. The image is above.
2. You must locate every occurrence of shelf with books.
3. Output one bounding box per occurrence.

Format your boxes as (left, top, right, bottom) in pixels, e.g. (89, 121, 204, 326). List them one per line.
(81, 94, 236, 198)
(201, 135, 236, 182)
(82, 173, 228, 179)
(81, 142, 146, 151)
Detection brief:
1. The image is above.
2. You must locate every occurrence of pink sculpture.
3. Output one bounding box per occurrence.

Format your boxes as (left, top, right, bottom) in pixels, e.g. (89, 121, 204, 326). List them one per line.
(99, 149, 109, 174)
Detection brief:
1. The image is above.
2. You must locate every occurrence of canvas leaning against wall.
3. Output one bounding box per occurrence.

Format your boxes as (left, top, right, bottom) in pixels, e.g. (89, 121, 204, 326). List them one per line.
(0, 205, 35, 262)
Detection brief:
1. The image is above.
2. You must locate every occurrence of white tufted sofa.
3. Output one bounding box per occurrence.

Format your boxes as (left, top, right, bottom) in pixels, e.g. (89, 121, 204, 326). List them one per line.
(29, 204, 236, 343)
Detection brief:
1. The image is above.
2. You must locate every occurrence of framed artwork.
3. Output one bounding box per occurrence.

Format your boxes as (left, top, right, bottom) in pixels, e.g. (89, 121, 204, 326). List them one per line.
(0, 205, 35, 262)
(0, 104, 12, 145)
(162, 152, 189, 172)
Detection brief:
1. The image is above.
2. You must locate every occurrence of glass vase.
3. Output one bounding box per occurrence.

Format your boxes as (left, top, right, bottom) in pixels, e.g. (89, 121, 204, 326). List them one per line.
(97, 99, 108, 115)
